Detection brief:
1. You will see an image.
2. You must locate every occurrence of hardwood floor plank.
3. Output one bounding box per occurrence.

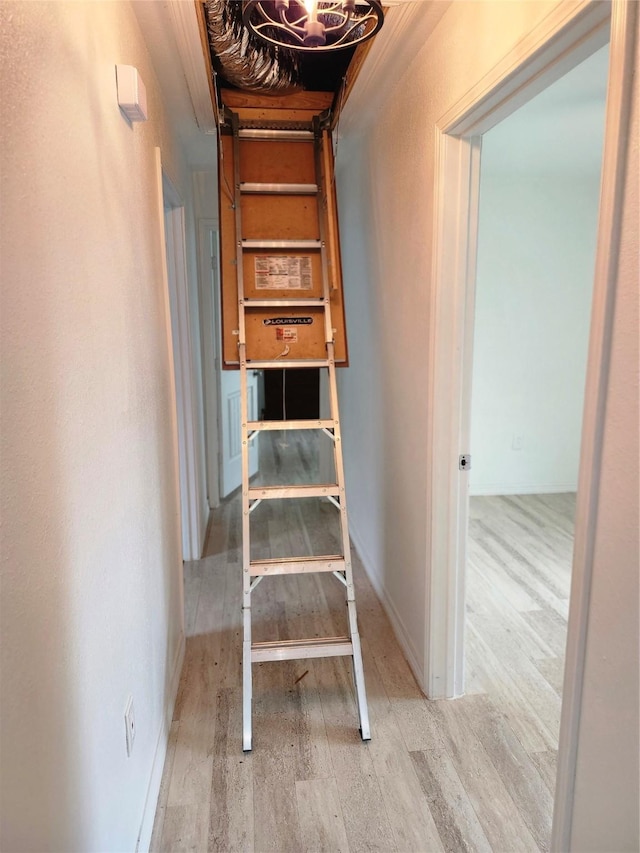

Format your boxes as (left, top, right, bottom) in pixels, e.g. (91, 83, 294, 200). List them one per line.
(295, 778, 350, 853)
(530, 749, 559, 795)
(359, 640, 419, 778)
(521, 607, 569, 659)
(313, 655, 397, 852)
(429, 697, 540, 852)
(466, 617, 562, 744)
(334, 770, 398, 853)
(468, 606, 556, 664)
(166, 639, 218, 807)
(183, 559, 203, 637)
(411, 748, 493, 853)
(454, 694, 554, 851)
(467, 538, 539, 614)
(209, 688, 254, 852)
(165, 710, 216, 808)
(160, 804, 210, 852)
(192, 556, 227, 637)
(473, 531, 568, 619)
(534, 656, 565, 696)
(378, 767, 444, 852)
(252, 767, 302, 852)
(466, 625, 554, 753)
(265, 657, 334, 781)
(153, 435, 573, 853)
(150, 720, 180, 851)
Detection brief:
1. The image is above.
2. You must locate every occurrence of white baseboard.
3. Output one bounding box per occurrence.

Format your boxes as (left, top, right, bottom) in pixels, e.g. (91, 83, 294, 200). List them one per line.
(348, 523, 426, 694)
(469, 482, 577, 496)
(136, 630, 186, 853)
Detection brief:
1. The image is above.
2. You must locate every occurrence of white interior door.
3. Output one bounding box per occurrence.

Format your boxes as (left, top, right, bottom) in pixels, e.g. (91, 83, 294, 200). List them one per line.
(220, 367, 259, 497)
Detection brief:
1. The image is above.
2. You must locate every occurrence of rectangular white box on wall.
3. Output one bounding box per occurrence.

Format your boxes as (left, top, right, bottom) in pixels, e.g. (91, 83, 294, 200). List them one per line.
(116, 64, 148, 121)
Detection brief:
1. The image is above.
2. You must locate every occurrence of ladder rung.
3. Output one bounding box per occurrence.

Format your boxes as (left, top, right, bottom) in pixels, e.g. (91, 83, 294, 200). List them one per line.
(242, 298, 325, 309)
(241, 182, 318, 195)
(238, 129, 314, 141)
(242, 239, 321, 251)
(248, 484, 340, 500)
(250, 556, 345, 576)
(251, 637, 353, 663)
(248, 419, 335, 431)
(244, 359, 330, 370)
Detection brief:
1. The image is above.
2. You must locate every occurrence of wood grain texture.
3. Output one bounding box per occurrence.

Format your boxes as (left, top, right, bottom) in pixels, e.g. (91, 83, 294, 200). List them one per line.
(151, 434, 574, 851)
(411, 748, 493, 853)
(295, 778, 350, 853)
(221, 90, 333, 111)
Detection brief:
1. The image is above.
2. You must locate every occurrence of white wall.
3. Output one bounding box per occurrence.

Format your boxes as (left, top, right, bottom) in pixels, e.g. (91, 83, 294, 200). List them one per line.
(567, 31, 639, 848)
(470, 173, 602, 494)
(0, 2, 200, 848)
(336, 0, 563, 679)
(336, 0, 638, 844)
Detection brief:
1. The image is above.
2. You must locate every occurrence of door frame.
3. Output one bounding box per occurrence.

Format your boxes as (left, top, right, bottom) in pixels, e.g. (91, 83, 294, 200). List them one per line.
(197, 219, 221, 511)
(157, 153, 204, 561)
(426, 0, 636, 847)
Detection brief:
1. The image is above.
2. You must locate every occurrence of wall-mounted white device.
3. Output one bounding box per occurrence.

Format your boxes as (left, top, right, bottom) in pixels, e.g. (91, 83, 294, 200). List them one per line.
(116, 65, 148, 122)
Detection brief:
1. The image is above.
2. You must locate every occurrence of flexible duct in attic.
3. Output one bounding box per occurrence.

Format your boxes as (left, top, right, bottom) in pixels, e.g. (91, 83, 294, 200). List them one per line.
(205, 0, 301, 93)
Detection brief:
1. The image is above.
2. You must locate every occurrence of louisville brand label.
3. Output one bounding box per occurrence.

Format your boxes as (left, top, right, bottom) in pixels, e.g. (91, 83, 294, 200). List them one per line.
(263, 317, 313, 326)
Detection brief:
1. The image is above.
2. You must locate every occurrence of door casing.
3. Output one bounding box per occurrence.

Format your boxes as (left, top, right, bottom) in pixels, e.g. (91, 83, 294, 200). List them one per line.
(426, 2, 637, 849)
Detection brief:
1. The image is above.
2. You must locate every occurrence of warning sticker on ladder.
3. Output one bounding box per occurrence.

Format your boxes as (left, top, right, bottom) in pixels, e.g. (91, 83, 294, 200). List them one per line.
(276, 328, 298, 343)
(255, 256, 312, 290)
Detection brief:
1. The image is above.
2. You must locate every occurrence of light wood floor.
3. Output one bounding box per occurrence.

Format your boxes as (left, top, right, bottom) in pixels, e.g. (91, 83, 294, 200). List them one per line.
(151, 432, 574, 852)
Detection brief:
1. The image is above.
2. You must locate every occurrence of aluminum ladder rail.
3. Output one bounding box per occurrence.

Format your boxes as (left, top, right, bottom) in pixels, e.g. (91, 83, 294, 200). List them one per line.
(231, 113, 371, 752)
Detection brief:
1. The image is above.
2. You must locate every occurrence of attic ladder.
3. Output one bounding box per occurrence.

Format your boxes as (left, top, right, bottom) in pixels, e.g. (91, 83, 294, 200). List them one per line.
(230, 112, 371, 751)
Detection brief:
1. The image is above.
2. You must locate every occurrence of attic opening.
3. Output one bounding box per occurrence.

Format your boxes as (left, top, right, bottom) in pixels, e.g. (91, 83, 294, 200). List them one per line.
(197, 0, 387, 125)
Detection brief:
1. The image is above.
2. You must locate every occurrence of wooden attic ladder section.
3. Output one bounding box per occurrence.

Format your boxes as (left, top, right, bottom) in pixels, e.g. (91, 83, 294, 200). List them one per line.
(219, 99, 370, 751)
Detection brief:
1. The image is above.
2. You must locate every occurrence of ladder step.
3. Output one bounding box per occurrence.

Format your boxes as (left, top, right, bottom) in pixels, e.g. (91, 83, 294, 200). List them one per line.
(242, 298, 326, 309)
(251, 636, 353, 663)
(244, 297, 326, 310)
(250, 556, 345, 576)
(248, 484, 340, 500)
(248, 418, 335, 431)
(241, 182, 318, 195)
(238, 129, 314, 141)
(245, 359, 330, 370)
(242, 239, 321, 251)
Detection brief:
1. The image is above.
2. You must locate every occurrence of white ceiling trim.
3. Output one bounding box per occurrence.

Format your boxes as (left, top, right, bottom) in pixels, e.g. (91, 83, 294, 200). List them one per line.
(167, 0, 217, 134)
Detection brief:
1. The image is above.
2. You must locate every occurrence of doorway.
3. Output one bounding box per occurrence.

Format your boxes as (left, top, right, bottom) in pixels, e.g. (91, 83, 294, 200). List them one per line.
(427, 1, 635, 846)
(466, 39, 608, 747)
(162, 168, 204, 560)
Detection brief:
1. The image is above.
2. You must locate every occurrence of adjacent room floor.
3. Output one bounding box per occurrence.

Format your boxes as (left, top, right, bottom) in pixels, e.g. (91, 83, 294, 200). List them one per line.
(151, 432, 574, 852)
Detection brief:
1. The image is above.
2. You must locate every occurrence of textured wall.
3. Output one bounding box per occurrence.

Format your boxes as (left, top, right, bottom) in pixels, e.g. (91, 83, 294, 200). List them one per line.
(336, 0, 560, 677)
(568, 28, 639, 850)
(0, 2, 190, 849)
(337, 0, 638, 846)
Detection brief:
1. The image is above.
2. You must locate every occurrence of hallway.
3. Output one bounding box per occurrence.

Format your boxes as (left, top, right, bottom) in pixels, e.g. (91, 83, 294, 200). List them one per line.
(151, 434, 569, 852)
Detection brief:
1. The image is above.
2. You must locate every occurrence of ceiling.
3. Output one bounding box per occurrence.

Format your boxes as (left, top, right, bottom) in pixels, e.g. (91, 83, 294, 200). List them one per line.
(132, 0, 608, 179)
(133, 1, 406, 168)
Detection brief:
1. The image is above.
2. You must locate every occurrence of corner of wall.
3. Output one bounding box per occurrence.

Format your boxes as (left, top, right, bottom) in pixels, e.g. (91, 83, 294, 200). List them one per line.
(349, 521, 426, 694)
(136, 630, 185, 853)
